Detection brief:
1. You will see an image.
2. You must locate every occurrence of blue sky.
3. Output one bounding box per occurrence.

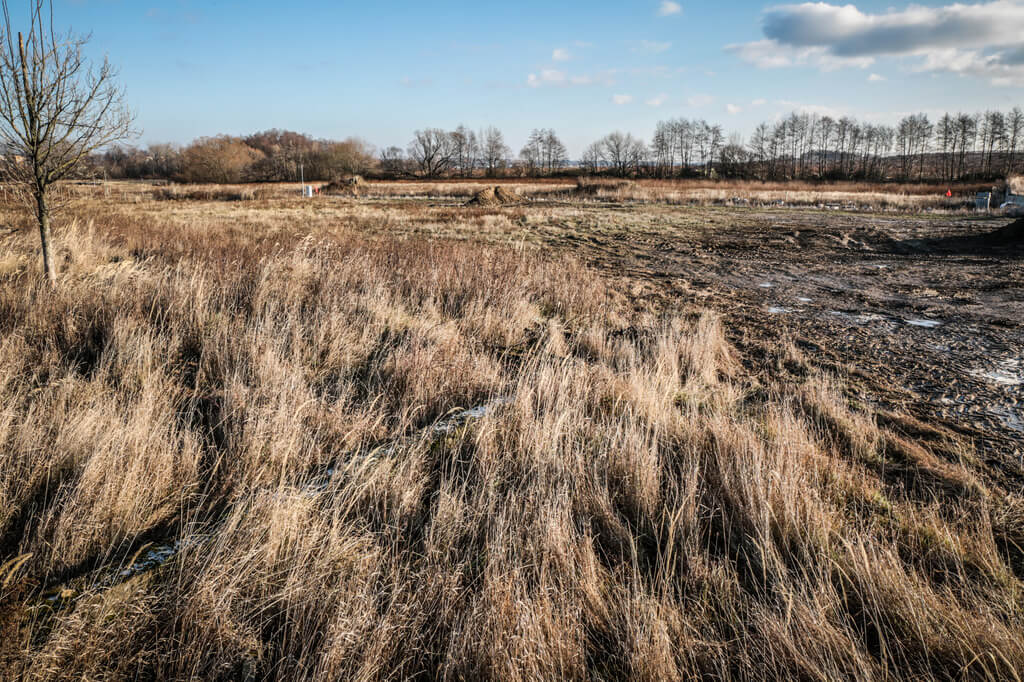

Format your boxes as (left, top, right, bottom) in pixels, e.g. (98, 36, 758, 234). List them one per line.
(35, 0, 1024, 154)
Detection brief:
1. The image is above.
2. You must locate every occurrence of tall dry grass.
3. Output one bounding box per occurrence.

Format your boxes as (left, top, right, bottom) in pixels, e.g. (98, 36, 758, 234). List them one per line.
(0, 198, 1022, 680)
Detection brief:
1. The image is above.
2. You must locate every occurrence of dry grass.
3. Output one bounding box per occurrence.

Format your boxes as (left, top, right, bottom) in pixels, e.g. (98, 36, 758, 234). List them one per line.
(42, 177, 1000, 213)
(347, 178, 988, 212)
(0, 193, 1022, 680)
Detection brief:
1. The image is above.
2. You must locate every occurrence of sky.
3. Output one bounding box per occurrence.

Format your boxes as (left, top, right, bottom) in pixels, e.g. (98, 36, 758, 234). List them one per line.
(27, 0, 1024, 155)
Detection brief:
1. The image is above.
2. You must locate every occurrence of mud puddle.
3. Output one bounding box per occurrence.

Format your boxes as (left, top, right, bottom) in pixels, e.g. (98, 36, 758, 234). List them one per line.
(905, 318, 943, 328)
(969, 359, 1024, 387)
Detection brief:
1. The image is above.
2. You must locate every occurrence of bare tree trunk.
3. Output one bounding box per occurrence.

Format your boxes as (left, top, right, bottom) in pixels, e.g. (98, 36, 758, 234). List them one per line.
(35, 190, 55, 285)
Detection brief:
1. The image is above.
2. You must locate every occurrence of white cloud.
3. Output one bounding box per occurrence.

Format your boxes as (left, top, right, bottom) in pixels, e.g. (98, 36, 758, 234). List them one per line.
(658, 1, 682, 16)
(751, 98, 767, 106)
(868, 73, 885, 82)
(552, 48, 570, 62)
(527, 69, 614, 88)
(527, 69, 566, 87)
(687, 93, 714, 107)
(728, 1, 1024, 85)
(647, 93, 669, 107)
(636, 40, 672, 54)
(761, 1, 1024, 57)
(726, 39, 874, 71)
(911, 47, 1024, 86)
(612, 94, 634, 105)
(726, 103, 742, 114)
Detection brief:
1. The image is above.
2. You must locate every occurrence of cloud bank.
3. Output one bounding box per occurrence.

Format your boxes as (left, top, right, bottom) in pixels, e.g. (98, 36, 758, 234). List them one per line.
(728, 1, 1024, 85)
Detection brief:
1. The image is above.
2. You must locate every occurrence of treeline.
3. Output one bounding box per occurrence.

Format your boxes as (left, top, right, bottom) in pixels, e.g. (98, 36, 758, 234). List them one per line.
(93, 108, 1024, 184)
(98, 131, 377, 183)
(739, 109, 1024, 182)
(641, 109, 1024, 181)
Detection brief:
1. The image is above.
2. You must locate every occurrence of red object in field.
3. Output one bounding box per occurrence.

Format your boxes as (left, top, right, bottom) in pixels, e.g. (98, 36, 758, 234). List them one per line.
(946, 189, 952, 197)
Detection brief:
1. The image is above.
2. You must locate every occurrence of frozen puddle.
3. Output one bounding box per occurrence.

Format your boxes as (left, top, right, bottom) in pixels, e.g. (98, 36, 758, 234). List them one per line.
(969, 359, 1023, 387)
(829, 311, 889, 325)
(309, 396, 514, 493)
(115, 543, 179, 581)
(758, 282, 774, 289)
(990, 405, 1024, 434)
(905, 318, 942, 329)
(767, 306, 792, 315)
(797, 297, 813, 303)
(432, 397, 513, 434)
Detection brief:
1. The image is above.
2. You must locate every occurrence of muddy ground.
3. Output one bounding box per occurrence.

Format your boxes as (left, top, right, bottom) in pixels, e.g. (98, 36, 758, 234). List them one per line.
(518, 204, 1023, 482)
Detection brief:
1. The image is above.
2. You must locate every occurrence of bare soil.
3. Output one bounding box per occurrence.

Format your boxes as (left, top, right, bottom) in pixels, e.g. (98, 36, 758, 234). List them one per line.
(536, 206, 1023, 476)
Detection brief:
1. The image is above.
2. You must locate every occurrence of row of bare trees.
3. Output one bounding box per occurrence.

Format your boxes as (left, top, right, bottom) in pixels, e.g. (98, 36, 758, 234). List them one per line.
(741, 109, 1024, 182)
(648, 119, 725, 177)
(95, 108, 1024, 184)
(546, 109, 1024, 181)
(399, 126, 566, 178)
(395, 126, 510, 177)
(99, 126, 570, 182)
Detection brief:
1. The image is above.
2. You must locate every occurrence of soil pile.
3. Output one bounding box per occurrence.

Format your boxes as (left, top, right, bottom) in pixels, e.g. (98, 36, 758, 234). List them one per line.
(322, 175, 367, 196)
(465, 186, 519, 206)
(494, 186, 519, 204)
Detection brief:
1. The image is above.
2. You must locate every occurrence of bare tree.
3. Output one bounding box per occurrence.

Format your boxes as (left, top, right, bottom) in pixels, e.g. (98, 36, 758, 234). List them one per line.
(379, 145, 406, 176)
(748, 122, 769, 179)
(580, 141, 603, 173)
(480, 126, 509, 177)
(408, 128, 454, 178)
(1007, 107, 1024, 175)
(541, 130, 567, 174)
(598, 132, 645, 176)
(0, 0, 135, 284)
(519, 129, 544, 175)
(450, 125, 479, 177)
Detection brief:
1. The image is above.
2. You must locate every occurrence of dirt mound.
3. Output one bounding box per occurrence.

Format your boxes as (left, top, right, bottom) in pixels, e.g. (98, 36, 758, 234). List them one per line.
(465, 186, 519, 206)
(322, 175, 367, 196)
(494, 186, 519, 204)
(575, 176, 635, 195)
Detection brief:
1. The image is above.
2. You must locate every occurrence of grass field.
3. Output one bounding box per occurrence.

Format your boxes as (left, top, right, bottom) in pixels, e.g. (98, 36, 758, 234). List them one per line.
(1, 182, 1022, 680)
(60, 176, 1001, 212)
